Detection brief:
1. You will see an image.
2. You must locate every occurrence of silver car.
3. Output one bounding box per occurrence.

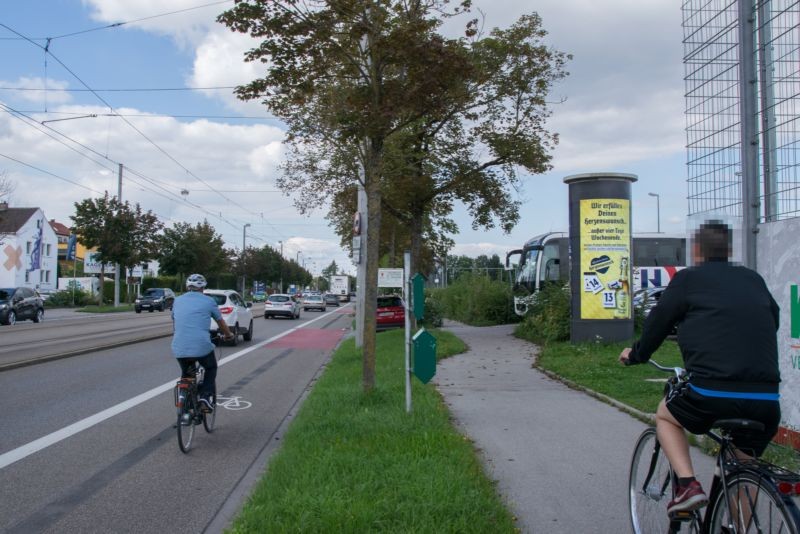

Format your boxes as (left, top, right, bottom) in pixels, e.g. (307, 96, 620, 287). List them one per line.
(302, 294, 326, 312)
(264, 293, 301, 319)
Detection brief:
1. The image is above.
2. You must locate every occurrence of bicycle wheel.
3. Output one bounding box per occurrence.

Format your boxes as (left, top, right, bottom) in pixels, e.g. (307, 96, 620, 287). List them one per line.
(177, 397, 196, 453)
(707, 470, 800, 534)
(630, 428, 674, 533)
(203, 398, 216, 433)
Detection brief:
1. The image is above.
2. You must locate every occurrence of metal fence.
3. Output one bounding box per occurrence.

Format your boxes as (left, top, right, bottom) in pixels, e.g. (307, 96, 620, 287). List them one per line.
(683, 0, 800, 222)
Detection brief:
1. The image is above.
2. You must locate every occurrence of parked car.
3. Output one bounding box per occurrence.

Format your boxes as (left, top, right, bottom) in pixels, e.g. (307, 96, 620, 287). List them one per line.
(204, 289, 254, 345)
(376, 295, 405, 331)
(264, 293, 301, 319)
(0, 287, 44, 325)
(323, 293, 340, 307)
(302, 294, 326, 312)
(632, 287, 666, 318)
(251, 291, 267, 302)
(134, 287, 175, 313)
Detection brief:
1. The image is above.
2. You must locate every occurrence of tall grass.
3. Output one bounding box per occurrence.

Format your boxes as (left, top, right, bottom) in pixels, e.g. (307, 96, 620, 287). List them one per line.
(229, 329, 515, 533)
(432, 273, 515, 326)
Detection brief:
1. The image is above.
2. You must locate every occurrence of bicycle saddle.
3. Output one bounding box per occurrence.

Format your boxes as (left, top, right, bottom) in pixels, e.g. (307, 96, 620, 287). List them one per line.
(712, 419, 765, 433)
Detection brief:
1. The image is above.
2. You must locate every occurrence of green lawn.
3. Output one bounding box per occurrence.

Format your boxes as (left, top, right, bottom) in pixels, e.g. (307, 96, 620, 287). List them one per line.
(76, 304, 135, 313)
(228, 328, 515, 533)
(534, 338, 799, 469)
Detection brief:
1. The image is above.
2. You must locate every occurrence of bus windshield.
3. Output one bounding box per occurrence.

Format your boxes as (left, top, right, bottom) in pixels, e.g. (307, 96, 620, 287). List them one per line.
(516, 247, 541, 288)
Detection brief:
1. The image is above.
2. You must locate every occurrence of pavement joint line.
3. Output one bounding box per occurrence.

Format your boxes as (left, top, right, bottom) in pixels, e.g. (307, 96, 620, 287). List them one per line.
(0, 305, 352, 471)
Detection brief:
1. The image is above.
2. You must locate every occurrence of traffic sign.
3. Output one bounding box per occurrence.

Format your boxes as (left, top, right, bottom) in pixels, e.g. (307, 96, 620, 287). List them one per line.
(412, 328, 437, 384)
(411, 273, 426, 320)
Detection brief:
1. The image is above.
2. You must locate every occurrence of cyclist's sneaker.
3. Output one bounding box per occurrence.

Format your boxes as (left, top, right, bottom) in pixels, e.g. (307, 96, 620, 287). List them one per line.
(667, 481, 708, 515)
(199, 396, 214, 413)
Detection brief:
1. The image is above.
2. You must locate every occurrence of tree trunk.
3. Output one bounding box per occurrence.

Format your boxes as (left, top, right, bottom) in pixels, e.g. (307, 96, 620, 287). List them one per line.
(97, 266, 105, 306)
(362, 149, 382, 393)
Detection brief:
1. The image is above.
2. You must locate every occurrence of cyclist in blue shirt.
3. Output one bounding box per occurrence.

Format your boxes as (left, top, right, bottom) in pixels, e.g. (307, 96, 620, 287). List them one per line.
(172, 274, 233, 412)
(620, 221, 780, 516)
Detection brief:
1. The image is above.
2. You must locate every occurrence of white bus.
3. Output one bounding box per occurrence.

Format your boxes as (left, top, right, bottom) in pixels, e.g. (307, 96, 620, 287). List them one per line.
(505, 232, 686, 316)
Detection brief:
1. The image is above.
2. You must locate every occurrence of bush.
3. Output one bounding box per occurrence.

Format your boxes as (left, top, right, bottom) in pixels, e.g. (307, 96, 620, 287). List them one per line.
(419, 289, 444, 328)
(514, 282, 571, 344)
(43, 289, 93, 308)
(437, 273, 516, 326)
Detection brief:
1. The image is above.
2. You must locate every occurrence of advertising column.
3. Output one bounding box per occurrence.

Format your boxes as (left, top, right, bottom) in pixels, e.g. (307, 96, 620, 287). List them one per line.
(564, 173, 637, 342)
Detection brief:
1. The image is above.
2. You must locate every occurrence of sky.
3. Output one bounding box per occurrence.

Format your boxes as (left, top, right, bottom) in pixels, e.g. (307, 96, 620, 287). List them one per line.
(0, 0, 689, 276)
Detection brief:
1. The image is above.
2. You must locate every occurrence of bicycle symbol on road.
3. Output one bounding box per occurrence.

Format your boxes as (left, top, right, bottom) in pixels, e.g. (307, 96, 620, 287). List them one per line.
(215, 396, 252, 410)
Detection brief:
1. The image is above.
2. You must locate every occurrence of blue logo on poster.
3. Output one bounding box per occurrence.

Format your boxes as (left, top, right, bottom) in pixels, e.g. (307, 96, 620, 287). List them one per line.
(590, 255, 613, 274)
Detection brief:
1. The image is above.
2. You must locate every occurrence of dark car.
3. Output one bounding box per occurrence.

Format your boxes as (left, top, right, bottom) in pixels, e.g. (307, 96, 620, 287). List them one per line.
(0, 287, 44, 325)
(376, 295, 404, 331)
(324, 293, 340, 307)
(135, 288, 176, 313)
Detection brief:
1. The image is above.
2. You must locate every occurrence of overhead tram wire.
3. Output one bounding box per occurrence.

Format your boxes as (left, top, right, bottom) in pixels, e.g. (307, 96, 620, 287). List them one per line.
(0, 1, 234, 42)
(0, 23, 268, 223)
(0, 103, 264, 238)
(0, 153, 105, 195)
(0, 109, 281, 121)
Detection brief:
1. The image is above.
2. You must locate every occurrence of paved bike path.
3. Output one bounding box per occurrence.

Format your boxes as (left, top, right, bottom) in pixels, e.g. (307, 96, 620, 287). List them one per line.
(435, 321, 714, 534)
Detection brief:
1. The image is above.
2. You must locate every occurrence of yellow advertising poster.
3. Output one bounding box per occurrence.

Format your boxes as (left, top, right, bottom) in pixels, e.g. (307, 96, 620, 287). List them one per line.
(580, 198, 631, 320)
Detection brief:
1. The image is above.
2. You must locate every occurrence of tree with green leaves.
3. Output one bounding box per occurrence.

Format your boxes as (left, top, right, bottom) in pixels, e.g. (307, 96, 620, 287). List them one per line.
(280, 13, 568, 280)
(71, 193, 163, 305)
(158, 220, 230, 281)
(220, 0, 496, 392)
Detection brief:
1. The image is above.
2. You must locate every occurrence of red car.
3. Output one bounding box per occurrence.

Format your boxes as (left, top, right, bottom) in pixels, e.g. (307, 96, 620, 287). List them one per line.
(376, 295, 405, 331)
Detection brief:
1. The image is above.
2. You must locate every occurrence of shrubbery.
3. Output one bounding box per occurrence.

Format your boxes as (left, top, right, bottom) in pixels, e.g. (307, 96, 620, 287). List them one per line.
(514, 282, 571, 344)
(43, 289, 93, 308)
(419, 289, 444, 328)
(435, 273, 516, 326)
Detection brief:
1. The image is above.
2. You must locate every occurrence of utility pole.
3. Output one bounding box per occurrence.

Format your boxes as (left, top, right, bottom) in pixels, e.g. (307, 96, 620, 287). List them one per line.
(738, 0, 759, 269)
(114, 163, 122, 307)
(279, 240, 284, 293)
(242, 223, 250, 295)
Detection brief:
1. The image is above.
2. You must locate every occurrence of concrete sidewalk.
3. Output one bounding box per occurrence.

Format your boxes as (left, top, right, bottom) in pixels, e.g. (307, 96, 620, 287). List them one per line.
(434, 321, 713, 534)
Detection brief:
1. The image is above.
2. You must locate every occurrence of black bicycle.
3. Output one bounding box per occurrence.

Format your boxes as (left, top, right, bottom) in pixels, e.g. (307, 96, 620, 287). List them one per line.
(174, 338, 222, 453)
(629, 360, 800, 533)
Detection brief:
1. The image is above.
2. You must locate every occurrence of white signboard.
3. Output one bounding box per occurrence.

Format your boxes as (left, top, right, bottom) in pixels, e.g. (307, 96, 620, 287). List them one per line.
(83, 252, 115, 274)
(378, 268, 404, 288)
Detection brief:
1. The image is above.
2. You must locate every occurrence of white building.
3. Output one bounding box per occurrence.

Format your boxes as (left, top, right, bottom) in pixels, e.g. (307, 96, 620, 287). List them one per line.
(0, 204, 58, 291)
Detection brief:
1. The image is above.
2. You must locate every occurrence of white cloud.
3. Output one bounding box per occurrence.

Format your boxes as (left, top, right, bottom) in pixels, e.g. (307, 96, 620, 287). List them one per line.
(82, 0, 230, 46)
(1, 77, 72, 105)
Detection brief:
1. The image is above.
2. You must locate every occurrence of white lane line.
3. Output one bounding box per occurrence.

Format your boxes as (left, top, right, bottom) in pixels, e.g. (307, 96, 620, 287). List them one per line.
(0, 305, 351, 470)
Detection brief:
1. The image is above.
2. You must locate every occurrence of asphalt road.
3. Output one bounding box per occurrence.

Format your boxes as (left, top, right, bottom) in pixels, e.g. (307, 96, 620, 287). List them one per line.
(0, 303, 354, 533)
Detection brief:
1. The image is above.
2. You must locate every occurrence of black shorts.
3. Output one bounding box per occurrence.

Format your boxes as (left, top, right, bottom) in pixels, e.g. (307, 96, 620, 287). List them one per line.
(666, 386, 781, 457)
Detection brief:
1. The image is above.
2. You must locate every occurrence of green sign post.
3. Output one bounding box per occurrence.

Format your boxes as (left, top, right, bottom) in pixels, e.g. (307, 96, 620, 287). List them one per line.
(411, 273, 426, 321)
(412, 328, 437, 384)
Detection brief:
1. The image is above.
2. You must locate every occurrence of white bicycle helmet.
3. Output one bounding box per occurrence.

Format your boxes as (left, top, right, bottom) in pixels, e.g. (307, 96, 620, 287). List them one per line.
(186, 273, 207, 290)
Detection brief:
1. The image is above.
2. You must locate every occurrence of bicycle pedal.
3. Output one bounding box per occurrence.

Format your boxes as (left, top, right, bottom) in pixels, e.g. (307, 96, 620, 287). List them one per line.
(668, 510, 695, 521)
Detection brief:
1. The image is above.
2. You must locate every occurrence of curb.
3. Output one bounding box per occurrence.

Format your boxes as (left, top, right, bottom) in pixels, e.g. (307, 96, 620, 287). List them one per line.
(533, 363, 657, 426)
(0, 331, 174, 372)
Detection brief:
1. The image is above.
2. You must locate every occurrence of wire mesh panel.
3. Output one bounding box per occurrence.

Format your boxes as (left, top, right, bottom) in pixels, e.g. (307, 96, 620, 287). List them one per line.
(682, 0, 800, 222)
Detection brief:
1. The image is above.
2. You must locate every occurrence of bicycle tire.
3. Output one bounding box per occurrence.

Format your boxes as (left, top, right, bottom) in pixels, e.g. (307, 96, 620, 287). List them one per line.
(203, 400, 216, 433)
(630, 428, 674, 534)
(706, 469, 800, 534)
(177, 396, 196, 453)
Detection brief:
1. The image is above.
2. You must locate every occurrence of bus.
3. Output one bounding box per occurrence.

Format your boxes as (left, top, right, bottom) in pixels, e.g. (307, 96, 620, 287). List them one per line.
(505, 232, 686, 316)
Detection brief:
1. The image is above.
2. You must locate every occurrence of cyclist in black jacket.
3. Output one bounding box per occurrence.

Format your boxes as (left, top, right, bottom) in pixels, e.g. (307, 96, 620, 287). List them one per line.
(619, 221, 781, 516)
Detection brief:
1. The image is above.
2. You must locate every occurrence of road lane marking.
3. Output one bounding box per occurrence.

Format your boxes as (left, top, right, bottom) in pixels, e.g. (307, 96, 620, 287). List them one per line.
(0, 305, 350, 470)
(216, 396, 252, 410)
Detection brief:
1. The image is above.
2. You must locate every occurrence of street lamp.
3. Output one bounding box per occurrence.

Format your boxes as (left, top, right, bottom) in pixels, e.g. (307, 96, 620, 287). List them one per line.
(648, 192, 661, 233)
(278, 240, 284, 293)
(242, 223, 251, 295)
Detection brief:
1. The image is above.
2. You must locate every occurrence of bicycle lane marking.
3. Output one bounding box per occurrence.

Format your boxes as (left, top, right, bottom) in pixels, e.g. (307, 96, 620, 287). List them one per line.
(0, 305, 351, 470)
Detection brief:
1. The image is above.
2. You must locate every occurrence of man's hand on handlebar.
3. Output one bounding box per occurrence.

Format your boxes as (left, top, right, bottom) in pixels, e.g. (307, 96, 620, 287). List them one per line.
(619, 347, 633, 365)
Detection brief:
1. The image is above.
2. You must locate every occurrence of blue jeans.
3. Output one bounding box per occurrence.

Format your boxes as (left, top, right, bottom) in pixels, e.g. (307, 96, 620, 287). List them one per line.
(177, 351, 217, 400)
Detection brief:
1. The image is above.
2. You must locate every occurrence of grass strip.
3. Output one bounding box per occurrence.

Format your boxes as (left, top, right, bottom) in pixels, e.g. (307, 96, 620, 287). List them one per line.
(534, 338, 798, 469)
(77, 304, 135, 313)
(229, 328, 515, 533)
